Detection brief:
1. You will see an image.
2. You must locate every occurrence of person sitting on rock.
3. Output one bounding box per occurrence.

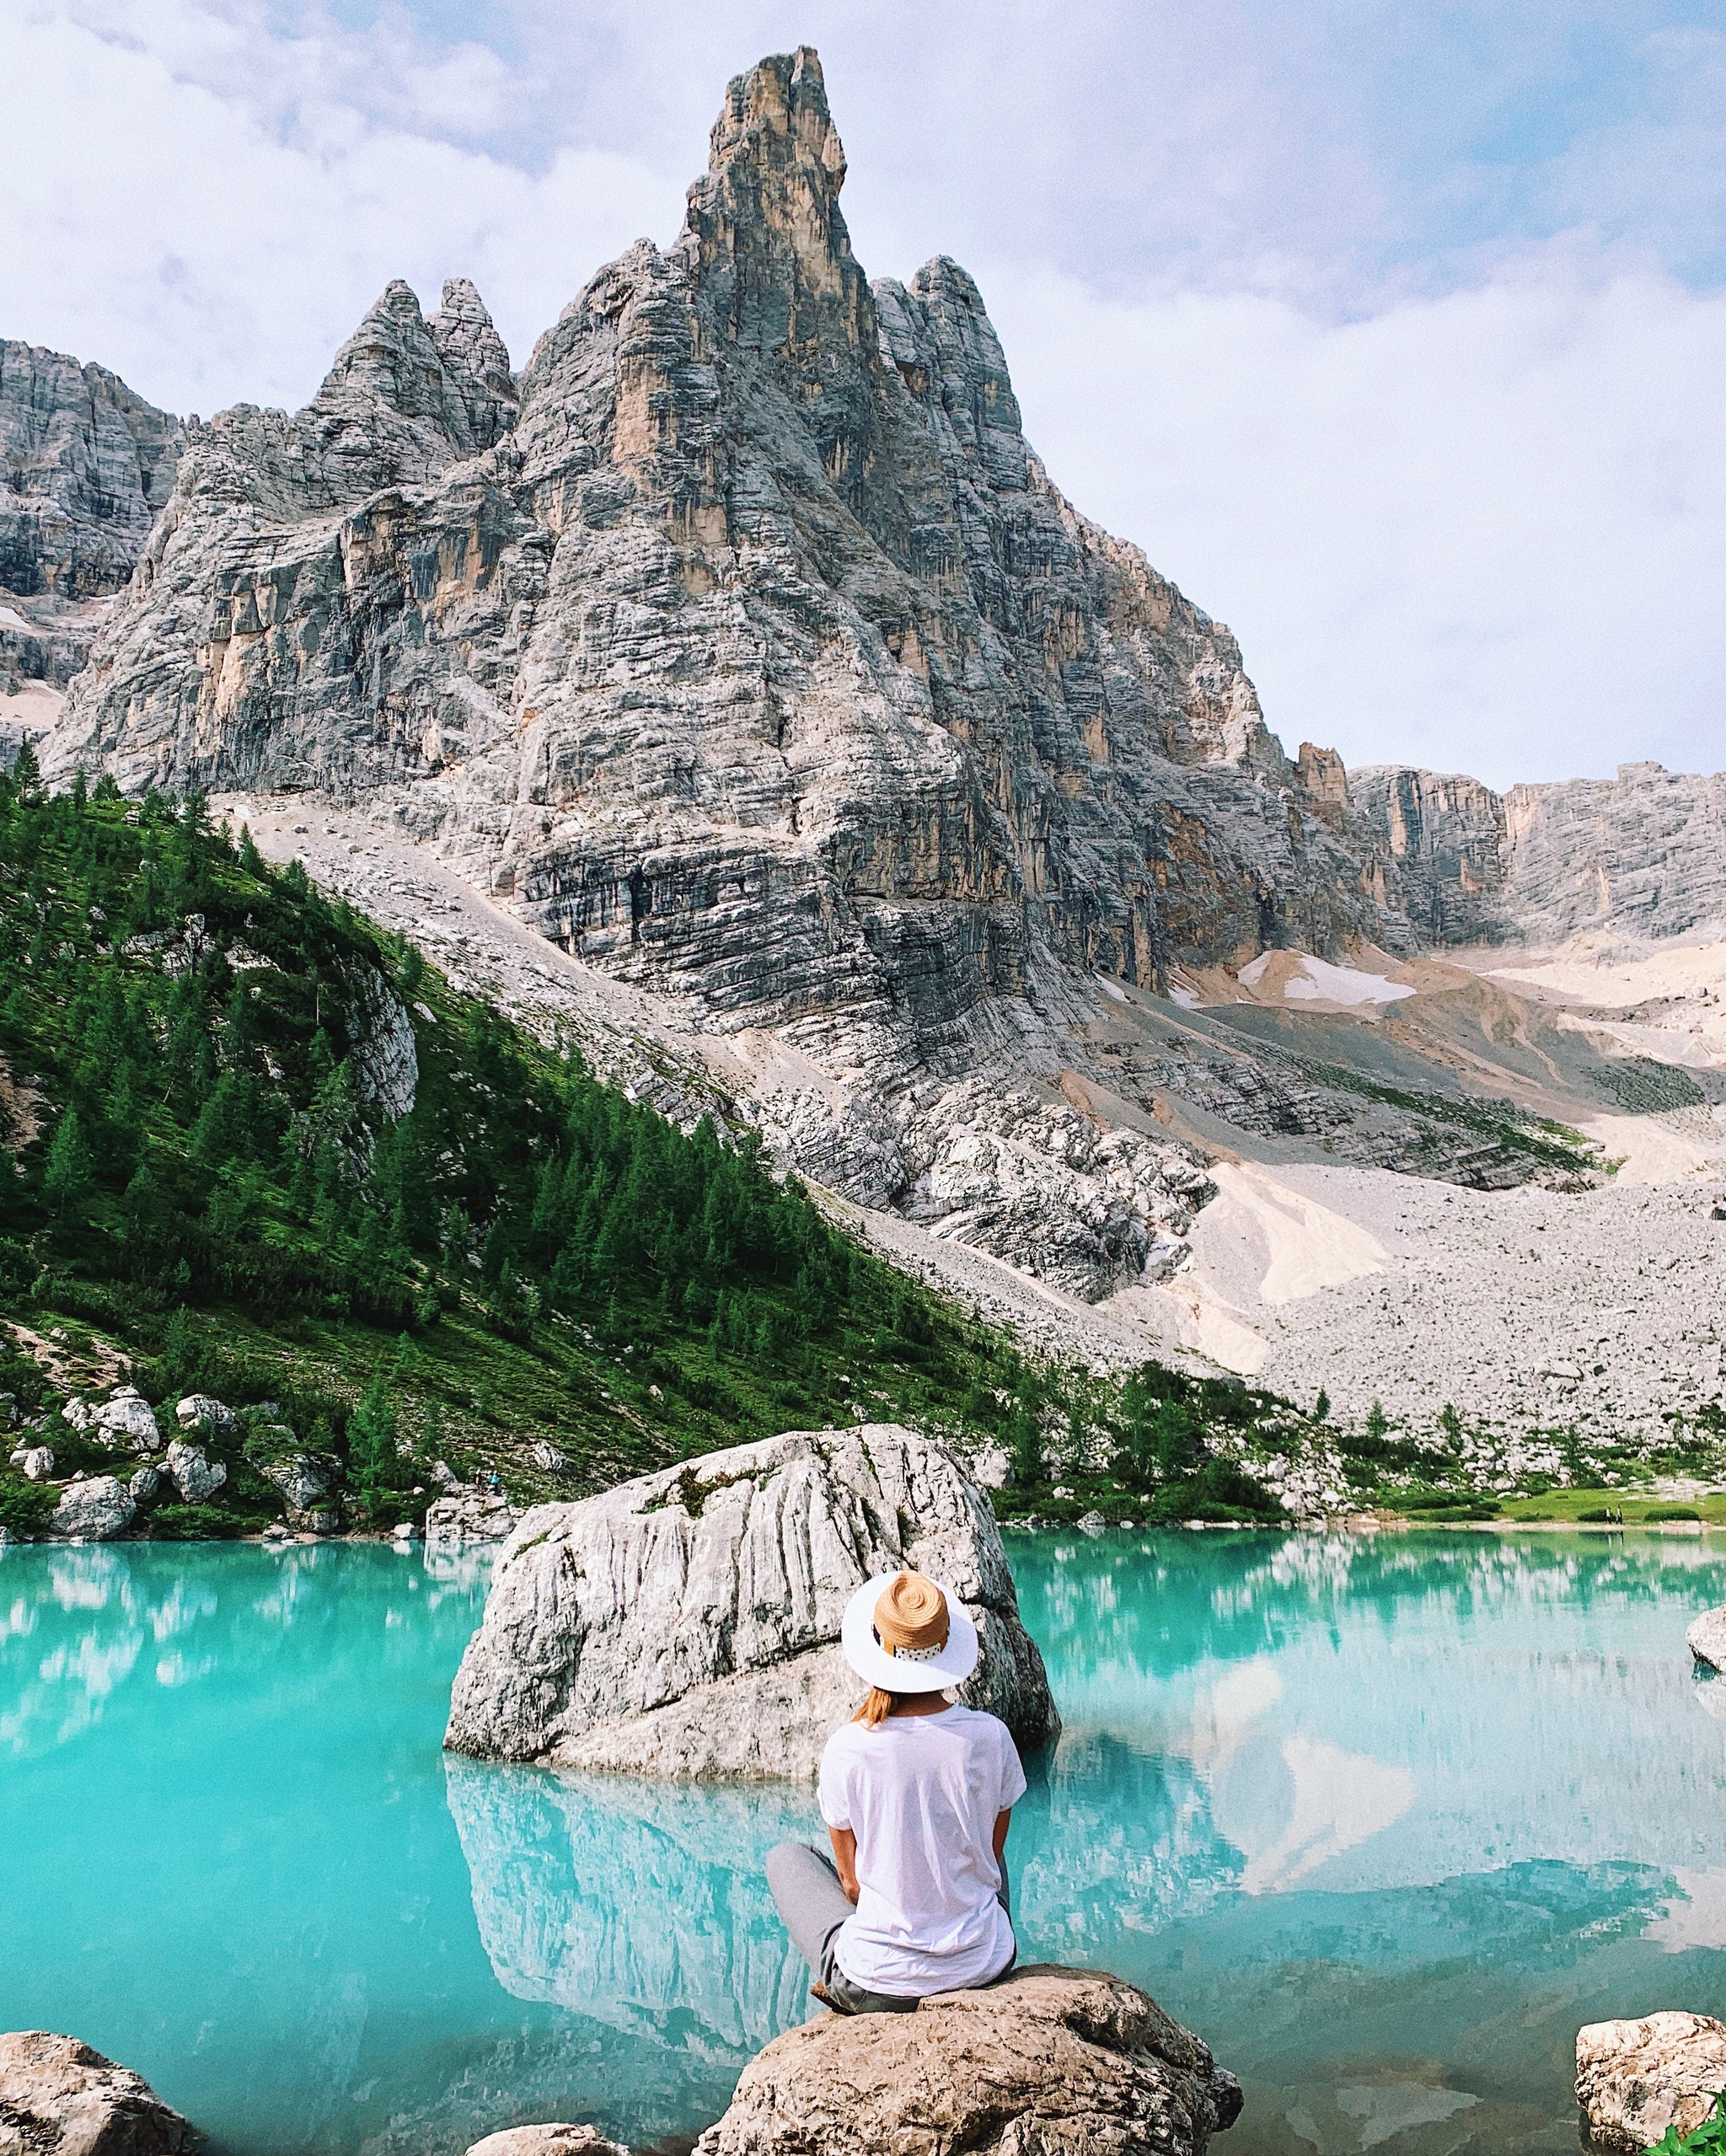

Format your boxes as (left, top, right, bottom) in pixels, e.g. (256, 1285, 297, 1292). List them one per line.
(766, 1568, 1026, 2015)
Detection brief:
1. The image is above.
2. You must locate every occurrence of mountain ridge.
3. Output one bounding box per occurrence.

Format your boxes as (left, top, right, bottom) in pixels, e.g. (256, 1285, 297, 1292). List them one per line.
(8, 45, 1726, 1325)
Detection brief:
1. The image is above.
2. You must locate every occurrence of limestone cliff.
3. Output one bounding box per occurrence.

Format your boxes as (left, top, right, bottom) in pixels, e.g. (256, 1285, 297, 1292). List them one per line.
(1353, 759, 1726, 947)
(45, 49, 1391, 1074)
(0, 340, 184, 598)
(1348, 764, 1513, 944)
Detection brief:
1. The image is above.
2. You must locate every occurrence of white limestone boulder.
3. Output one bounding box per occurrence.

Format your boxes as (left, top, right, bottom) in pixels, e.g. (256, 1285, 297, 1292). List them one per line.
(444, 1424, 1059, 1783)
(428, 1494, 523, 1546)
(1577, 2011, 1726, 2151)
(466, 2128, 623, 2156)
(254, 1445, 335, 1516)
(49, 1477, 135, 1541)
(175, 1393, 236, 1434)
(1686, 1606, 1726, 1672)
(693, 1966, 1241, 2156)
(92, 1387, 161, 1451)
(164, 1440, 227, 1504)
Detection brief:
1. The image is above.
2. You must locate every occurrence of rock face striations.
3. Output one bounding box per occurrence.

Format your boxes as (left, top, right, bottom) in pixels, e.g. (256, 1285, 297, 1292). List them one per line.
(1353, 760, 1726, 948)
(46, 51, 1390, 1072)
(444, 1424, 1059, 1781)
(0, 341, 184, 601)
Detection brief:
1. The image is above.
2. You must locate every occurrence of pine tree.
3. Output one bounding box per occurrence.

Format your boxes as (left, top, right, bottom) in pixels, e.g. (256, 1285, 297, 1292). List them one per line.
(122, 1152, 167, 1236)
(1007, 1402, 1043, 1489)
(158, 1306, 198, 1396)
(190, 1070, 249, 1171)
(43, 1108, 94, 1214)
(346, 1370, 399, 1494)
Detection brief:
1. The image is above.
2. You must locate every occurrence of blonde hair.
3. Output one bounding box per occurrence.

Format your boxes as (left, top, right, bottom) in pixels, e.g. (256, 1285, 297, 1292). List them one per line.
(854, 1687, 903, 1728)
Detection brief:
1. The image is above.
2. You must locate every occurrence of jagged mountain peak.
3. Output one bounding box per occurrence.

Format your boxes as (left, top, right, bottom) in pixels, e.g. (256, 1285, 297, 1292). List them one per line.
(313, 275, 513, 461)
(43, 43, 1412, 1231)
(703, 46, 846, 203)
(427, 276, 517, 450)
(682, 46, 873, 387)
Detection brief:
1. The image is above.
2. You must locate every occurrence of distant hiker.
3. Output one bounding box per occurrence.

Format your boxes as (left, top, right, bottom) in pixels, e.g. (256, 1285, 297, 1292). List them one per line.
(766, 1569, 1026, 2014)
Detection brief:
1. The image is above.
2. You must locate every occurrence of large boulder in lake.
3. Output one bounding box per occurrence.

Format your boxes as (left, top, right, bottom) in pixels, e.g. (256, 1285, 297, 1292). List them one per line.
(1576, 2011, 1726, 2150)
(1686, 1606, 1726, 1672)
(694, 1966, 1241, 2155)
(445, 1425, 1058, 1781)
(0, 2030, 193, 2156)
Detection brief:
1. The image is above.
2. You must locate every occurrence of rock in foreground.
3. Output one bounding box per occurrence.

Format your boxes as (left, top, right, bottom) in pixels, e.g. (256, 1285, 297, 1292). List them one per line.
(694, 1966, 1241, 2156)
(0, 2030, 192, 2156)
(466, 2127, 623, 2156)
(445, 1425, 1058, 1781)
(1686, 1606, 1726, 1672)
(1576, 2011, 1726, 2150)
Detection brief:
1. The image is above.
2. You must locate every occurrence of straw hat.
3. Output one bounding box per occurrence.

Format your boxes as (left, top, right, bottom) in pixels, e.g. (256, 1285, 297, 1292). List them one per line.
(839, 1569, 979, 1693)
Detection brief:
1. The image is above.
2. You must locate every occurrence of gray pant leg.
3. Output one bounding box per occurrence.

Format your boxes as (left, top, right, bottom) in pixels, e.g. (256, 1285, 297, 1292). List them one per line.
(766, 1841, 855, 1976)
(766, 1842, 920, 2014)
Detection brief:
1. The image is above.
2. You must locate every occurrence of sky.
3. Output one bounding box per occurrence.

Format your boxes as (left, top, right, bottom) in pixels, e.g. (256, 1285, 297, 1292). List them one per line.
(3, 0, 1723, 788)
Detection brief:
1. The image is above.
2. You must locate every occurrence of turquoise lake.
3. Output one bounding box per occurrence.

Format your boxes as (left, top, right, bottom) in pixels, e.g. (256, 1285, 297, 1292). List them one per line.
(6, 1531, 1726, 2156)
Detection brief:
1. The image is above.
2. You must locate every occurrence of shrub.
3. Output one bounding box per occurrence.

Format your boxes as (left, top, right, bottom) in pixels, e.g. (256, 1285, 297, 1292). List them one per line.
(0, 1472, 57, 1539)
(1646, 1504, 1702, 1523)
(142, 1503, 247, 1540)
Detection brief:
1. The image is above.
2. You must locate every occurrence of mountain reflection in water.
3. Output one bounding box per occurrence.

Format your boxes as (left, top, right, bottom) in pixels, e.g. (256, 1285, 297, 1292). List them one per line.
(6, 1531, 1726, 2156)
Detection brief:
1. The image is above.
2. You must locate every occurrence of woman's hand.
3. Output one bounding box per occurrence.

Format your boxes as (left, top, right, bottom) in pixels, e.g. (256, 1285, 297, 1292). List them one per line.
(828, 1825, 861, 1903)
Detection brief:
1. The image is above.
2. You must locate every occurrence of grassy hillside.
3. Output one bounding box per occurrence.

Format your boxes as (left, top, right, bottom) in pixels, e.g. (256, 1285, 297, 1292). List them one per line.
(0, 754, 1319, 1538)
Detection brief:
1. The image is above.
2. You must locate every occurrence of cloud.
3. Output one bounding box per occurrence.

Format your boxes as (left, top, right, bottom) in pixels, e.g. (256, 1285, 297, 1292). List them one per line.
(990, 253, 1726, 787)
(2, 2, 681, 412)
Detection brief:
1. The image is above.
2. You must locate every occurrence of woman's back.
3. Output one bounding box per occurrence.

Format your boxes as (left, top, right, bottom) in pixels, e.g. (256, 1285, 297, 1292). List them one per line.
(819, 1703, 1026, 1994)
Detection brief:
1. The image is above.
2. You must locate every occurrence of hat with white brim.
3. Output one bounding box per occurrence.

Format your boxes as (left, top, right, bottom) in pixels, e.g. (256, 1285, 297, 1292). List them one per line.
(840, 1569, 979, 1694)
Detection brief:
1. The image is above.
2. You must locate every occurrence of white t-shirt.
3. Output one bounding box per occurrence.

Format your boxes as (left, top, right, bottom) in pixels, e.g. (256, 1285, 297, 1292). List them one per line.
(817, 1703, 1027, 1997)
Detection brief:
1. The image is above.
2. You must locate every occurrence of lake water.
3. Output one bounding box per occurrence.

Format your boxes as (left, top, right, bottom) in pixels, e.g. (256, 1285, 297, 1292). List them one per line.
(5, 1531, 1726, 2156)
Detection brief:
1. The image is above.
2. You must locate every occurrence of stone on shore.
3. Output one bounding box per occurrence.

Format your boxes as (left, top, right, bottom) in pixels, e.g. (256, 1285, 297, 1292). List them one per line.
(50, 1477, 135, 1542)
(255, 1447, 335, 1519)
(1576, 2011, 1726, 2151)
(444, 1425, 1059, 1783)
(164, 1441, 226, 1505)
(465, 2127, 624, 2156)
(1686, 1606, 1726, 1672)
(693, 1966, 1241, 2156)
(427, 1494, 523, 1547)
(0, 2030, 193, 2156)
